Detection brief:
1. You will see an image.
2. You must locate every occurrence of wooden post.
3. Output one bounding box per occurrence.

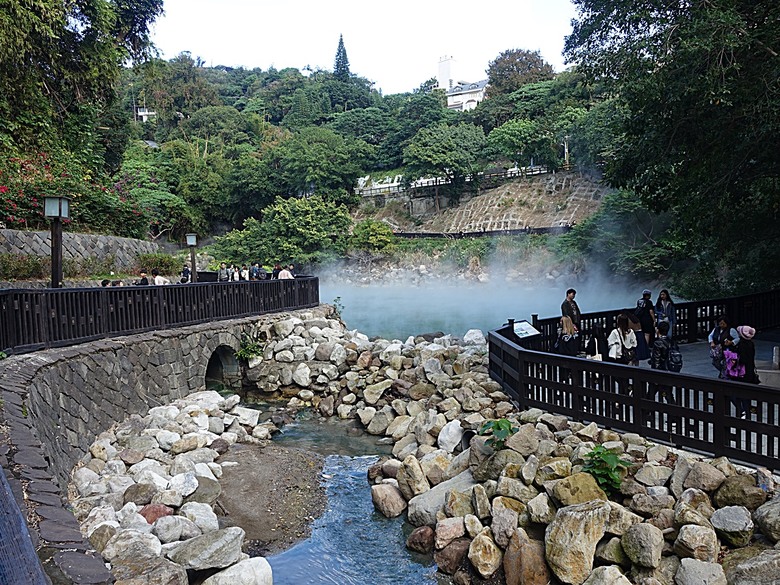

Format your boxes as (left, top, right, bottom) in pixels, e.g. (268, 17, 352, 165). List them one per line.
(50, 217, 63, 288)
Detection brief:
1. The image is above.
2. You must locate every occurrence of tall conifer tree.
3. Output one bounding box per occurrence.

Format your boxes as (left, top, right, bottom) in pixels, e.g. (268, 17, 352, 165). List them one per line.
(334, 34, 351, 81)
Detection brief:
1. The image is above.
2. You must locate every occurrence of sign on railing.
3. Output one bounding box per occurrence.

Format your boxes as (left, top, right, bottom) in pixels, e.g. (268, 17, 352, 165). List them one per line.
(0, 278, 320, 355)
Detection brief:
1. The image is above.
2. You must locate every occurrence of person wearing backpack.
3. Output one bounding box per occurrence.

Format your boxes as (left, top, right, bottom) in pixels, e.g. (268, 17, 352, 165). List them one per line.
(647, 321, 676, 407)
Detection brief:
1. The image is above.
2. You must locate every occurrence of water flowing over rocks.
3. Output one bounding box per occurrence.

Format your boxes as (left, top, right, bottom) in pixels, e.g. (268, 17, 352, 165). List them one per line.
(67, 304, 780, 583)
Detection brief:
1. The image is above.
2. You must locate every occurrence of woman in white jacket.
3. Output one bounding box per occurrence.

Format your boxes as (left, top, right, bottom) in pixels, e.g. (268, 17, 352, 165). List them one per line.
(608, 313, 638, 364)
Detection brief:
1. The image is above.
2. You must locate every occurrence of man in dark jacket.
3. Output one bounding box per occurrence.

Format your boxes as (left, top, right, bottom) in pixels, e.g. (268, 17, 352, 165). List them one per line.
(647, 321, 674, 407)
(561, 288, 581, 331)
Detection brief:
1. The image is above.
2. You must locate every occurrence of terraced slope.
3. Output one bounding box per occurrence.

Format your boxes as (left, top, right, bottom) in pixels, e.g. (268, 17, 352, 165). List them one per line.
(361, 171, 613, 233)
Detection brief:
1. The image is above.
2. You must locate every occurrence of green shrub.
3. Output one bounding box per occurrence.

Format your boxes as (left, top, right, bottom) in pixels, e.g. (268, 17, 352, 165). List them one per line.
(582, 445, 633, 494)
(234, 333, 264, 361)
(0, 254, 47, 280)
(63, 255, 117, 278)
(135, 253, 180, 276)
(478, 418, 518, 450)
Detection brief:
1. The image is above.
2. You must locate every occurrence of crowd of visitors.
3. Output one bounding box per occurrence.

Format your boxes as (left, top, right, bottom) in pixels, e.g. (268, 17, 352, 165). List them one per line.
(128, 262, 298, 285)
(556, 287, 760, 397)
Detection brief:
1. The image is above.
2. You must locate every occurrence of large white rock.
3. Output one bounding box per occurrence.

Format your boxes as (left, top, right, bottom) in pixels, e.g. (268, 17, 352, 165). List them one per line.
(201, 557, 273, 585)
(407, 470, 476, 526)
(437, 420, 464, 453)
(230, 406, 260, 428)
(545, 500, 611, 585)
(463, 329, 486, 346)
(180, 501, 219, 533)
(292, 363, 311, 386)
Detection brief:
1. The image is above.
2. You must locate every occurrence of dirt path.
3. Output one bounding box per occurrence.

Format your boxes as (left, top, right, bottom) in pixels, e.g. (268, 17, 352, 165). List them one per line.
(216, 442, 326, 556)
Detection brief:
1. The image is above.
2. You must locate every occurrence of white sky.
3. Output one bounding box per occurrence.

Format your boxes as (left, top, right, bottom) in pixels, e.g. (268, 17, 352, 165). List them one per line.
(150, 0, 579, 95)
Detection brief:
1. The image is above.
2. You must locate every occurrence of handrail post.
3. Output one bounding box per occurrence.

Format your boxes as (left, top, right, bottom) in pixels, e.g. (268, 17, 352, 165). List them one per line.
(687, 305, 698, 343)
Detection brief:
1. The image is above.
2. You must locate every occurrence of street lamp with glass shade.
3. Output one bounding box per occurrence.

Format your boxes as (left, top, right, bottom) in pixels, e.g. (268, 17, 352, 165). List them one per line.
(186, 233, 198, 283)
(44, 196, 70, 288)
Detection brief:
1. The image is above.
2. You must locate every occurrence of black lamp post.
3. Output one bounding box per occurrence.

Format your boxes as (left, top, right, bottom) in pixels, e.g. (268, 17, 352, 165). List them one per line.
(186, 233, 198, 283)
(44, 196, 70, 288)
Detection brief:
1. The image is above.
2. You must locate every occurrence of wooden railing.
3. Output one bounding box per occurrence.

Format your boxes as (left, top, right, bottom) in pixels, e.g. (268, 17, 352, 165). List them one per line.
(530, 289, 780, 352)
(0, 278, 319, 355)
(489, 324, 780, 470)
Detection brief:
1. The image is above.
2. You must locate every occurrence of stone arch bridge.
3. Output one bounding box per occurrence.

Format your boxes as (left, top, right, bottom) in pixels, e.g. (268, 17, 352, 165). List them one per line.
(0, 281, 322, 582)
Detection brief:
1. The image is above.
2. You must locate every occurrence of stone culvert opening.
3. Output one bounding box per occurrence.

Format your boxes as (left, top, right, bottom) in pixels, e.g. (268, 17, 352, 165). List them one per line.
(205, 345, 241, 391)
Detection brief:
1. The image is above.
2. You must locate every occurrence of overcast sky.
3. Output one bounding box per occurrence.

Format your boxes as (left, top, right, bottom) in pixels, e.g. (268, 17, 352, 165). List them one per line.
(150, 0, 579, 95)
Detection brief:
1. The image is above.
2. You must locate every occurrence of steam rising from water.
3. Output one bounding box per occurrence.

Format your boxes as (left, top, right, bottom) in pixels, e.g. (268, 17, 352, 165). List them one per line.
(320, 280, 641, 340)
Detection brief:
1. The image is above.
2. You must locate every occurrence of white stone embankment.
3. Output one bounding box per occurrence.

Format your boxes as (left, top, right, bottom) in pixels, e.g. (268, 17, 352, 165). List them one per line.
(70, 305, 780, 584)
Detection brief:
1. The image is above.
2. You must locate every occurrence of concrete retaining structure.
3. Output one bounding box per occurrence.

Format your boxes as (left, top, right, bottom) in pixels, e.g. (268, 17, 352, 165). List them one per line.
(0, 228, 160, 272)
(0, 309, 313, 583)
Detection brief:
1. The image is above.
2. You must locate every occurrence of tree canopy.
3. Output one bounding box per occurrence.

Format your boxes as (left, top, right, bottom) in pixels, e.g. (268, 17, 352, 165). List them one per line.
(565, 0, 780, 294)
(333, 34, 351, 81)
(486, 49, 555, 98)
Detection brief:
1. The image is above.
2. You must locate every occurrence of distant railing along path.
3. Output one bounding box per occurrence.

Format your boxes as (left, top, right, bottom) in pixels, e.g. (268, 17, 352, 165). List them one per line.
(529, 289, 780, 351)
(0, 278, 319, 355)
(489, 289, 780, 470)
(392, 225, 572, 239)
(355, 165, 553, 197)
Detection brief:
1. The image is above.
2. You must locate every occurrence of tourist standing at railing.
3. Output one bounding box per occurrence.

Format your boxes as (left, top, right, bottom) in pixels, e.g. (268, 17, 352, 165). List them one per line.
(278, 265, 294, 279)
(240, 265, 249, 281)
(585, 324, 608, 361)
(708, 315, 739, 379)
(151, 269, 170, 285)
(134, 270, 149, 286)
(181, 264, 191, 283)
(655, 289, 676, 336)
(635, 289, 656, 348)
(217, 262, 230, 282)
(726, 325, 760, 418)
(271, 263, 282, 279)
(608, 314, 637, 364)
(560, 288, 582, 331)
(554, 316, 580, 356)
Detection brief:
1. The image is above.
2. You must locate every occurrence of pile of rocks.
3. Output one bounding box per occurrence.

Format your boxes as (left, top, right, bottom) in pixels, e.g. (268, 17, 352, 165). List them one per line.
(319, 260, 574, 287)
(365, 408, 780, 584)
(69, 390, 279, 584)
(69, 305, 780, 584)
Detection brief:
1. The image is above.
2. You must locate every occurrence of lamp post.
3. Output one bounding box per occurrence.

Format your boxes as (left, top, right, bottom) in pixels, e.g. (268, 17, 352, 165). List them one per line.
(186, 233, 198, 283)
(44, 196, 70, 288)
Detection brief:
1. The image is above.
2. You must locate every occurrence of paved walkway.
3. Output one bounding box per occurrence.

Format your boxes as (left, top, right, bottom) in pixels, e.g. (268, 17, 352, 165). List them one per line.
(638, 329, 780, 385)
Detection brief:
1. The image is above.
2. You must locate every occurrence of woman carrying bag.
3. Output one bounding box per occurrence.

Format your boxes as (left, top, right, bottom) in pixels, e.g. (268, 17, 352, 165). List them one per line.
(608, 314, 638, 365)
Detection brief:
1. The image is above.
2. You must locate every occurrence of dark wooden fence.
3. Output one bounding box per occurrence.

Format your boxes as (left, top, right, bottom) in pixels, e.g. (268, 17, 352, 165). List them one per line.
(0, 278, 319, 355)
(488, 288, 780, 471)
(529, 289, 780, 352)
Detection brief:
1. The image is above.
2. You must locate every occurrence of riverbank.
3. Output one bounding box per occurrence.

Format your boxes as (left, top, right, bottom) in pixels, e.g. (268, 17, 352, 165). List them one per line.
(217, 442, 325, 556)
(66, 306, 780, 584)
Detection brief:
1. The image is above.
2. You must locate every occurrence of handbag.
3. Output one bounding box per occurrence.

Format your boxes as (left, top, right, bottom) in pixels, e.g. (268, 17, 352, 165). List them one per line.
(620, 333, 636, 364)
(587, 337, 603, 361)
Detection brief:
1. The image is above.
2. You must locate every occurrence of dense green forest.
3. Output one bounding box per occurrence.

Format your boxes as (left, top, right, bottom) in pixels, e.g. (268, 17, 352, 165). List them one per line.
(1, 0, 778, 298)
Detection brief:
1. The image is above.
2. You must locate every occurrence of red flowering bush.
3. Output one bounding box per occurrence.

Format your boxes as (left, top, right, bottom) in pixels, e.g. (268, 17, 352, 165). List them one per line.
(0, 152, 147, 238)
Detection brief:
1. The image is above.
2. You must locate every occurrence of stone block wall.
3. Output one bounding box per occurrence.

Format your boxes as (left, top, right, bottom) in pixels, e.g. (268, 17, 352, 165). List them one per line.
(0, 228, 160, 271)
(0, 309, 316, 582)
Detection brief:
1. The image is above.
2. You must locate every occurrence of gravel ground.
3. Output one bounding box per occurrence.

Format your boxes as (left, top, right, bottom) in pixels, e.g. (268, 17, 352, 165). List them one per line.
(216, 442, 326, 556)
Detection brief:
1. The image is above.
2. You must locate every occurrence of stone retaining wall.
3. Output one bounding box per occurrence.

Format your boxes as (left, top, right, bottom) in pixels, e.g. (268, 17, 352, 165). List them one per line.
(0, 309, 312, 583)
(0, 228, 160, 271)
